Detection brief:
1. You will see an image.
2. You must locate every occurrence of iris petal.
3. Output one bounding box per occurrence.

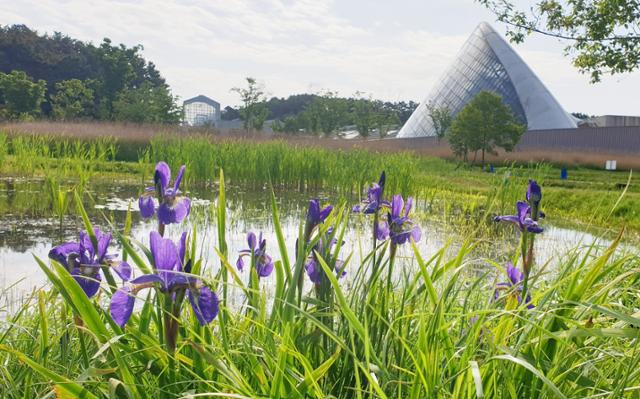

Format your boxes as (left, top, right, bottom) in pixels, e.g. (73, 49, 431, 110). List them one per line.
(139, 196, 156, 218)
(96, 231, 112, 262)
(131, 274, 164, 285)
(150, 231, 179, 271)
(188, 285, 219, 325)
(236, 256, 244, 271)
(305, 259, 321, 284)
(318, 205, 333, 223)
(157, 197, 191, 225)
(154, 162, 171, 192)
(376, 221, 390, 240)
(257, 258, 274, 277)
(178, 232, 187, 270)
(72, 270, 101, 298)
(391, 195, 403, 218)
(110, 286, 136, 327)
(114, 261, 132, 281)
(247, 232, 257, 251)
(48, 242, 81, 268)
(173, 165, 186, 192)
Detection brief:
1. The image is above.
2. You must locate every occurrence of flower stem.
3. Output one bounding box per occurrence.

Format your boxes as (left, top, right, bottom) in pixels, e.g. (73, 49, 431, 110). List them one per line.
(386, 243, 397, 301)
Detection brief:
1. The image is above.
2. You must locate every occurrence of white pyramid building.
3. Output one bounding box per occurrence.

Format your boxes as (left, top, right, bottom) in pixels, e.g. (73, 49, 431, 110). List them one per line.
(397, 22, 577, 138)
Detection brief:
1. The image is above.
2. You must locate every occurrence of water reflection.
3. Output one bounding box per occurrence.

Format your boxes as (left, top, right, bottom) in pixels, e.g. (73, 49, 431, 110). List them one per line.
(0, 177, 636, 308)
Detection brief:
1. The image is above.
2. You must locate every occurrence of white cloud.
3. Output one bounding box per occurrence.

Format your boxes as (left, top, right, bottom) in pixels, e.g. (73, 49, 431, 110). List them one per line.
(1, 0, 638, 114)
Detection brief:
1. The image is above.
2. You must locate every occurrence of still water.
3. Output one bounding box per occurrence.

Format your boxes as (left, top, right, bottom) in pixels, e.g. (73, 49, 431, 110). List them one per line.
(0, 176, 632, 310)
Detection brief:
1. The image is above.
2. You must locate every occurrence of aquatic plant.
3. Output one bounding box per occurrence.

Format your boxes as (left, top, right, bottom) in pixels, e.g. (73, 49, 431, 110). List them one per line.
(236, 231, 274, 313)
(236, 231, 274, 278)
(494, 262, 533, 309)
(494, 179, 545, 307)
(139, 161, 191, 235)
(382, 194, 422, 245)
(110, 231, 218, 351)
(48, 228, 130, 297)
(494, 200, 544, 234)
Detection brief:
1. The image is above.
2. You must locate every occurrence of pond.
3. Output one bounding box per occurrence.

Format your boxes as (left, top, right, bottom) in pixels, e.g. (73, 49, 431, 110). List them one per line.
(0, 176, 632, 311)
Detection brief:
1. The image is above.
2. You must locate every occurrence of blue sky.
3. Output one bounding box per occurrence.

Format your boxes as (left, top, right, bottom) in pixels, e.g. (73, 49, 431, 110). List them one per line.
(2, 0, 639, 115)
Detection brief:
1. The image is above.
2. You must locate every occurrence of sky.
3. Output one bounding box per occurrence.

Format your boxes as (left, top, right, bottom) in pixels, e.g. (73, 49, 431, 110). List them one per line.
(2, 0, 639, 115)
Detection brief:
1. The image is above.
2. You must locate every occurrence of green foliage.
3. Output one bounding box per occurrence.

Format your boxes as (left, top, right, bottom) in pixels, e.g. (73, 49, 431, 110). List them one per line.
(448, 91, 526, 166)
(0, 24, 177, 122)
(302, 91, 349, 135)
(112, 81, 181, 123)
(0, 70, 46, 119)
(50, 79, 94, 120)
(478, 0, 640, 82)
(232, 77, 269, 130)
(352, 94, 377, 137)
(426, 100, 453, 141)
(272, 93, 406, 137)
(0, 132, 6, 166)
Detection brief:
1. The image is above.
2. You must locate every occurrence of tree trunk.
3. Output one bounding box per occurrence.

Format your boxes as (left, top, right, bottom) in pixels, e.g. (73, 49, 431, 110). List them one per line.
(481, 148, 485, 169)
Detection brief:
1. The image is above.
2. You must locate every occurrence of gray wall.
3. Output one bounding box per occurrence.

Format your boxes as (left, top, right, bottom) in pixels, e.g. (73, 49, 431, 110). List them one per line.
(518, 126, 640, 153)
(384, 126, 640, 154)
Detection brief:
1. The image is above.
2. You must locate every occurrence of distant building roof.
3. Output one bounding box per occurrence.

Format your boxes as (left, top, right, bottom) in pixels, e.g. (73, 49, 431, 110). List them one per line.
(590, 115, 640, 128)
(183, 95, 220, 107)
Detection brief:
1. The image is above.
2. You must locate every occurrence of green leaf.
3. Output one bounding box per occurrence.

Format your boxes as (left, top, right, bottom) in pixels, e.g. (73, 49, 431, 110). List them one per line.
(288, 348, 341, 398)
(490, 354, 567, 399)
(0, 344, 99, 399)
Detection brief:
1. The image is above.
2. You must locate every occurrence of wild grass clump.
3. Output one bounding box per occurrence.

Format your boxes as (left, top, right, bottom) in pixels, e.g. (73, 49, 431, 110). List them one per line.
(150, 135, 426, 196)
(0, 132, 118, 177)
(0, 163, 638, 398)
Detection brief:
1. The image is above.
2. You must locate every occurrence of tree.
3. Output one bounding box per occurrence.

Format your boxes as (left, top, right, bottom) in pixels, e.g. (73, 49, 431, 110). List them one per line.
(112, 81, 180, 123)
(448, 91, 526, 167)
(50, 79, 94, 120)
(426, 101, 453, 141)
(0, 25, 172, 119)
(0, 70, 46, 119)
(571, 112, 591, 120)
(221, 106, 240, 120)
(374, 101, 400, 138)
(352, 93, 377, 138)
(231, 77, 269, 131)
(478, 0, 640, 82)
(300, 91, 349, 135)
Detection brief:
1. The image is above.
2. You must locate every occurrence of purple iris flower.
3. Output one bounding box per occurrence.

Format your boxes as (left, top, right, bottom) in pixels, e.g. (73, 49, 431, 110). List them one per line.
(306, 199, 333, 232)
(353, 172, 389, 214)
(109, 231, 218, 327)
(380, 194, 421, 245)
(48, 228, 131, 298)
(236, 231, 274, 278)
(494, 263, 533, 309)
(304, 228, 346, 285)
(138, 162, 191, 225)
(305, 258, 346, 285)
(494, 201, 543, 234)
(526, 179, 542, 206)
(526, 179, 545, 219)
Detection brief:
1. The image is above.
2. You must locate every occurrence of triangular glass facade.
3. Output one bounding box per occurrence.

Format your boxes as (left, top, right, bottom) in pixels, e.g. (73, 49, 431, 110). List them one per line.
(398, 22, 576, 138)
